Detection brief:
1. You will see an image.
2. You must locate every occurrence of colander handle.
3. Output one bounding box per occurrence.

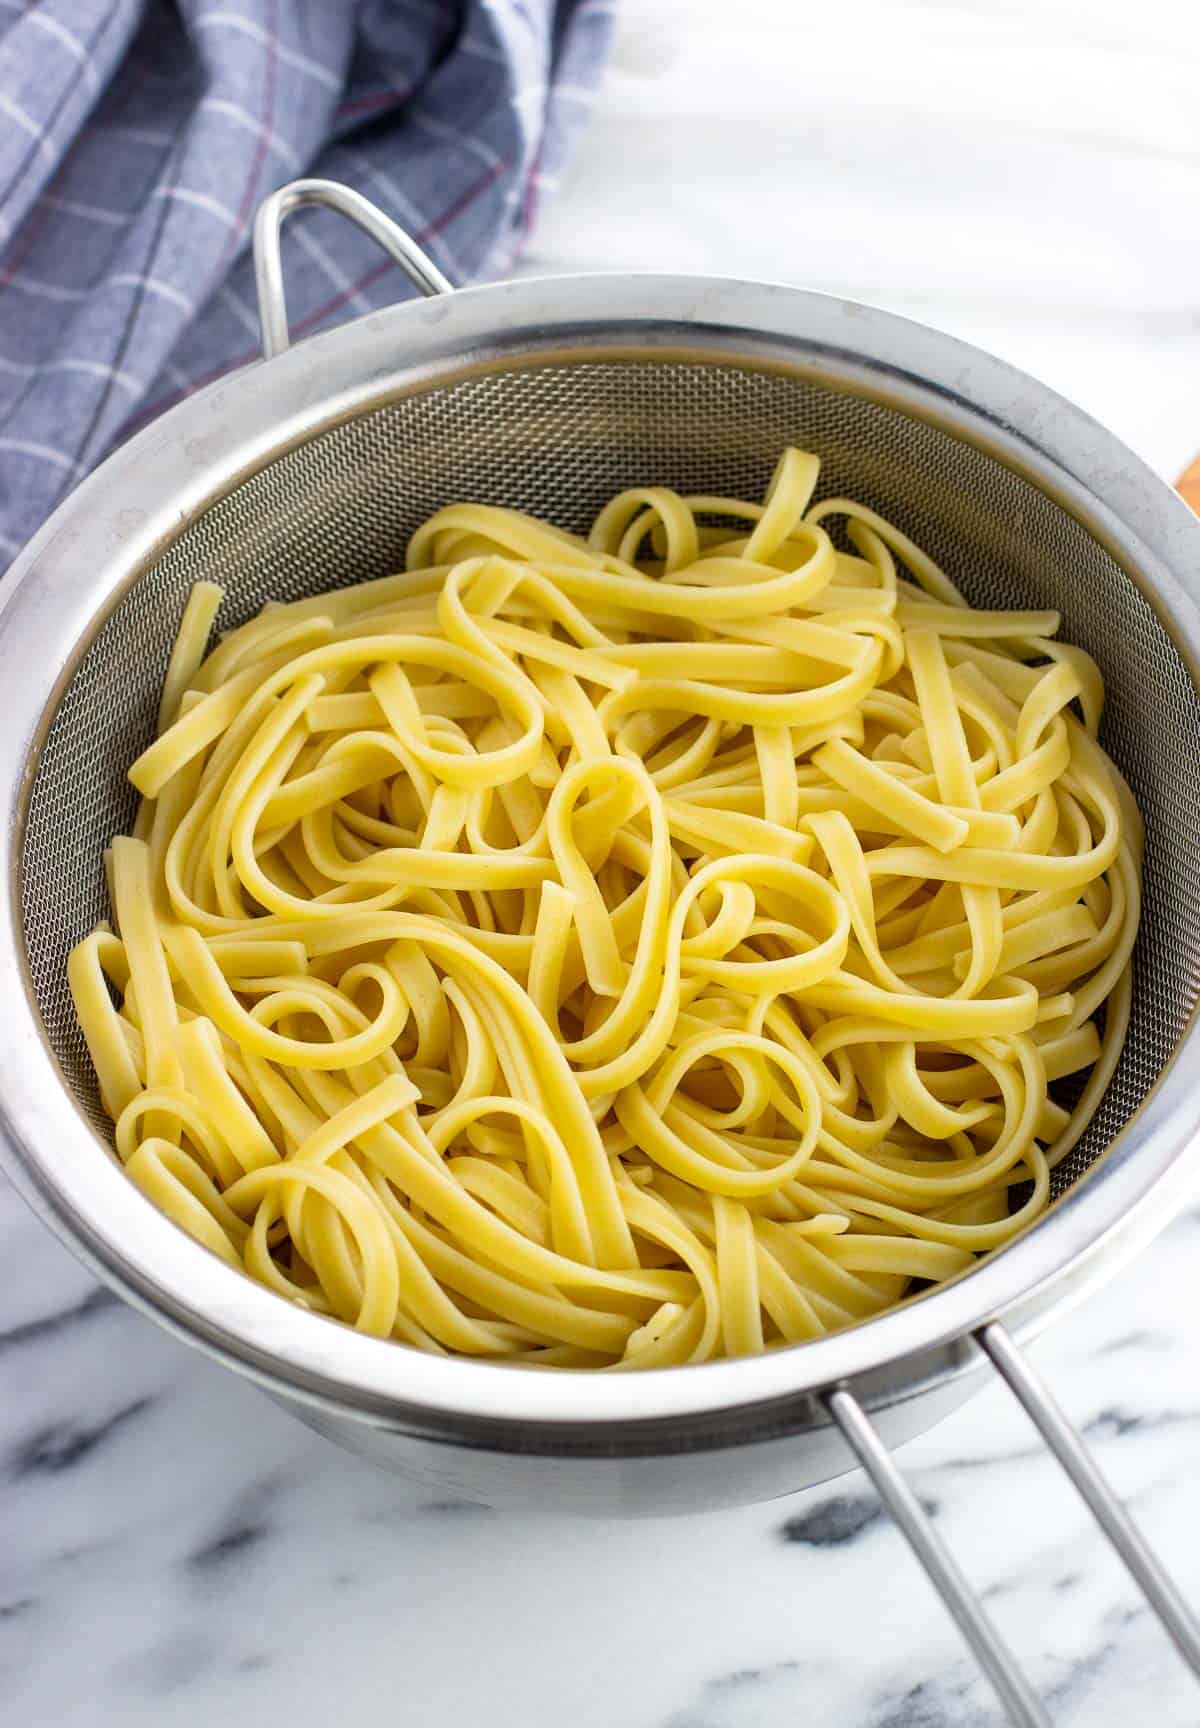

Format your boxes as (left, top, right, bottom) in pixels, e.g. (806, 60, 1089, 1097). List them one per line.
(252, 179, 454, 361)
(826, 1321, 1200, 1727)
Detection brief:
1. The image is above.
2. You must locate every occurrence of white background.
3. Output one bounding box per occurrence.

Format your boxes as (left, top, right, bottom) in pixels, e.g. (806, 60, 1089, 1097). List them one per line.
(524, 0, 1200, 483)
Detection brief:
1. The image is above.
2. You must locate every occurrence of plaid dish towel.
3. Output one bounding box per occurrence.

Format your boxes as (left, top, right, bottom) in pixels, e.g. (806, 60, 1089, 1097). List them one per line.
(0, 0, 614, 570)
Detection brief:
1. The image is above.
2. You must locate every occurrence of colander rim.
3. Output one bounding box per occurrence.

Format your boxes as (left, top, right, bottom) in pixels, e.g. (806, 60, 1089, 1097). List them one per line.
(1, 270, 1199, 1438)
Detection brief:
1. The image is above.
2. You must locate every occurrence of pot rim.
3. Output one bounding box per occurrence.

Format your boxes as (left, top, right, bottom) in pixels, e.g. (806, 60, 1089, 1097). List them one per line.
(2, 269, 1199, 1439)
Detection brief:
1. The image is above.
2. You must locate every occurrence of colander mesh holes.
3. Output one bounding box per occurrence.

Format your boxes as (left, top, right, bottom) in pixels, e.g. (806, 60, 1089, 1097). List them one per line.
(21, 360, 1200, 1200)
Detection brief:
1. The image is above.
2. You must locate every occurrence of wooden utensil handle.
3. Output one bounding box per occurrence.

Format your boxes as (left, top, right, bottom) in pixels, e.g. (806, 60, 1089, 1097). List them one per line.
(1179, 455, 1200, 514)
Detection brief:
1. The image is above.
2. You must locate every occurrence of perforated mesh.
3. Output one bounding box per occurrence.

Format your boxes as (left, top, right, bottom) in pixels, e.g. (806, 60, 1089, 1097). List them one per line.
(21, 360, 1200, 1203)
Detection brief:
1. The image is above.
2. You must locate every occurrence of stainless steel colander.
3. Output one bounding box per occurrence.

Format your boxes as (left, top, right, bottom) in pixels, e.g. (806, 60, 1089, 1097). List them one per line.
(2, 180, 1200, 1726)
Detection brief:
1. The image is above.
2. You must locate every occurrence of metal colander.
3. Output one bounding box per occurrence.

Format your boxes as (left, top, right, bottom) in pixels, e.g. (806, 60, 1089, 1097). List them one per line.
(3, 180, 1200, 1726)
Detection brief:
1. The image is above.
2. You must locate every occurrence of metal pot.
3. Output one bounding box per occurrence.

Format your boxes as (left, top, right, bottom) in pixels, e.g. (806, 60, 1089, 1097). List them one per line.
(2, 180, 1199, 1725)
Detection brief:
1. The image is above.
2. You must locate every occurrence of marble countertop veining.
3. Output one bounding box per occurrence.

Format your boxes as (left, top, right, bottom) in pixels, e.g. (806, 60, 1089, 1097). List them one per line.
(5, 2, 1200, 1723)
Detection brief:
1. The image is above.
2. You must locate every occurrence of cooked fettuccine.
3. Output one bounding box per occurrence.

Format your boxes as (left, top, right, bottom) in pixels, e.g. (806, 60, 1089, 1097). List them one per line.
(68, 449, 1141, 1367)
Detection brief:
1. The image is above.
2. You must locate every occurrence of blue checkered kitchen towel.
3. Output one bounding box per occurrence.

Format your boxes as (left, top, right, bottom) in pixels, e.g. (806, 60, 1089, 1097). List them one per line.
(0, 0, 614, 570)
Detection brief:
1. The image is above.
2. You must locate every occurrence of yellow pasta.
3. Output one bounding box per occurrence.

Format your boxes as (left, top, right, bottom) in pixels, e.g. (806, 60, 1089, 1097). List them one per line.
(68, 450, 1141, 1368)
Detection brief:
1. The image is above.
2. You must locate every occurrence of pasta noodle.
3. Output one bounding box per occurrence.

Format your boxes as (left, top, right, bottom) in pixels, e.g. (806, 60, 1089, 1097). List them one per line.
(68, 449, 1141, 1368)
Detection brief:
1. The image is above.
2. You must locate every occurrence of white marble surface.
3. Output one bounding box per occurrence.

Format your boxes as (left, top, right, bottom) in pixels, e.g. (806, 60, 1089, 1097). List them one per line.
(5, 2, 1200, 1723)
